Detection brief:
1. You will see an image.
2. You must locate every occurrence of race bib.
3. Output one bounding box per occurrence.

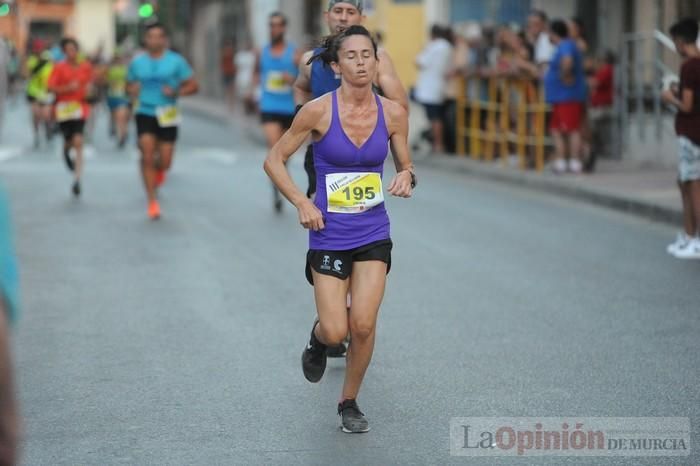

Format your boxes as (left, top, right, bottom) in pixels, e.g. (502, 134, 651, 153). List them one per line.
(55, 101, 83, 122)
(156, 105, 181, 127)
(265, 71, 291, 94)
(326, 172, 384, 214)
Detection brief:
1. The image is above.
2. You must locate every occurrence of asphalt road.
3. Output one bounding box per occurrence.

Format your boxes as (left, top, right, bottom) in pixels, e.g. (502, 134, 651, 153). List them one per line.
(1, 99, 698, 465)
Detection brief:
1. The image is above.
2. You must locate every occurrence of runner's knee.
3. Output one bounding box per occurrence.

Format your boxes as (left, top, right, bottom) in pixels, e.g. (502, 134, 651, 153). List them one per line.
(318, 319, 347, 346)
(349, 317, 376, 341)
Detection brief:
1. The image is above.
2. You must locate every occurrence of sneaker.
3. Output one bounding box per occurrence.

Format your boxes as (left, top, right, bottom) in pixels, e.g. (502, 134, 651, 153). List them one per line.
(326, 342, 347, 358)
(301, 319, 327, 383)
(667, 232, 690, 255)
(71, 180, 81, 197)
(673, 237, 700, 259)
(552, 158, 566, 174)
(338, 399, 370, 433)
(568, 158, 583, 174)
(148, 200, 161, 220)
(155, 170, 166, 188)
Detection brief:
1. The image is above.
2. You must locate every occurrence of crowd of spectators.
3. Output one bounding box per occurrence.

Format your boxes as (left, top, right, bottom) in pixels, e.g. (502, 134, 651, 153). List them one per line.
(413, 10, 616, 173)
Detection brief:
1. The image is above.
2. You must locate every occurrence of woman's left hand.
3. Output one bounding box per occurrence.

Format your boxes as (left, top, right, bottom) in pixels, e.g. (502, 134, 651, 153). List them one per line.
(387, 170, 413, 198)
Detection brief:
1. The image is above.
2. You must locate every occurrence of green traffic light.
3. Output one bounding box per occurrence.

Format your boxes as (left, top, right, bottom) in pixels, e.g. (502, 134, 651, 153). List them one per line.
(138, 4, 154, 18)
(0, 4, 10, 16)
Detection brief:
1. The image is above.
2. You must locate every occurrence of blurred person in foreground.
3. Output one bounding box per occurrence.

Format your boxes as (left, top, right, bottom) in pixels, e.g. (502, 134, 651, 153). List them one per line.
(0, 187, 20, 466)
(48, 38, 95, 197)
(544, 20, 586, 174)
(662, 18, 700, 259)
(415, 24, 453, 154)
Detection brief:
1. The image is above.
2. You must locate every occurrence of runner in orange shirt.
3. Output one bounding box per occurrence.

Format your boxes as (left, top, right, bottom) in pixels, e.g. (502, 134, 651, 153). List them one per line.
(48, 38, 94, 197)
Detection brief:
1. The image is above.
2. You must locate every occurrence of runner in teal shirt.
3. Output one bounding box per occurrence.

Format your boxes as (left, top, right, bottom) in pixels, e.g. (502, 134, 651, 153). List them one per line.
(127, 49, 193, 117)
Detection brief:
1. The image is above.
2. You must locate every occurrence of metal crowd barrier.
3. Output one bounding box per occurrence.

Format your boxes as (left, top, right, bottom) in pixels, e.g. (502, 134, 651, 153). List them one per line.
(455, 77, 552, 171)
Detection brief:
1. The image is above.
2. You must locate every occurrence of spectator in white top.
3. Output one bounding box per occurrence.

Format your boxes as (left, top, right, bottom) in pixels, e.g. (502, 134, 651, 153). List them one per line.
(527, 10, 553, 66)
(415, 24, 453, 153)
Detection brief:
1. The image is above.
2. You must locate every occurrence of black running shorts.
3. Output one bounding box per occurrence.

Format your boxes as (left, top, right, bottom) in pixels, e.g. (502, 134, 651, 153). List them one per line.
(305, 239, 393, 286)
(136, 114, 178, 142)
(59, 119, 85, 141)
(260, 112, 294, 129)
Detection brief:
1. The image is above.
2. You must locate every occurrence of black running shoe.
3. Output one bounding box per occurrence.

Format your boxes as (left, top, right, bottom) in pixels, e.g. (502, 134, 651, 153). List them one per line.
(338, 399, 370, 433)
(72, 180, 81, 197)
(326, 342, 347, 358)
(301, 320, 326, 383)
(63, 146, 75, 172)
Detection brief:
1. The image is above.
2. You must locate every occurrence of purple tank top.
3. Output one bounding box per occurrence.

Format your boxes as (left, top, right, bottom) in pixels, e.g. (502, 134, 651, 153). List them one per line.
(310, 91, 391, 250)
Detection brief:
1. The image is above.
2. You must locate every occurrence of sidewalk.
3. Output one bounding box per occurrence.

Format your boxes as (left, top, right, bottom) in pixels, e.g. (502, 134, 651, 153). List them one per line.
(182, 96, 682, 226)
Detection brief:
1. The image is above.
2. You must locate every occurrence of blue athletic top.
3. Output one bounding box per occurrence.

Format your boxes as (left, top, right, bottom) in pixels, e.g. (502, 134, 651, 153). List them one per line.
(310, 91, 391, 250)
(310, 47, 341, 99)
(259, 43, 297, 115)
(127, 50, 194, 117)
(0, 187, 18, 325)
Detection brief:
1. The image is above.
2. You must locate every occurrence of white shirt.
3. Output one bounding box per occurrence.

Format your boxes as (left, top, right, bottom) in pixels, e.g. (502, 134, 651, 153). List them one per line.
(535, 32, 554, 65)
(234, 50, 256, 94)
(414, 38, 453, 104)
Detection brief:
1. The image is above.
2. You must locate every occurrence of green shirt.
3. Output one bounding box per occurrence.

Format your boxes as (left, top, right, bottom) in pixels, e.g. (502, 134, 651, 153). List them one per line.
(25, 55, 53, 101)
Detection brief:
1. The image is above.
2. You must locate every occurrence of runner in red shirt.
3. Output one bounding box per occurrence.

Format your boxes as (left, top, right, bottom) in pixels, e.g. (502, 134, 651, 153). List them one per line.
(48, 38, 94, 197)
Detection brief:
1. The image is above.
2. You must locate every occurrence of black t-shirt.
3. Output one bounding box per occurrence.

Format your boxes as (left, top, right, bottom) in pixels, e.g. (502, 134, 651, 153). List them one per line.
(675, 57, 700, 146)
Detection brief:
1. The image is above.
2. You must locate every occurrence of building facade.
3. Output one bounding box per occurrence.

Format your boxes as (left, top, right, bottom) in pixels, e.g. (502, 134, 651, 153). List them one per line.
(0, 0, 115, 57)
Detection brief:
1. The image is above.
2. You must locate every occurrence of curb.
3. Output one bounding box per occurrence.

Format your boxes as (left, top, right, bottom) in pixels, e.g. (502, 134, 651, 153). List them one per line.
(419, 155, 683, 226)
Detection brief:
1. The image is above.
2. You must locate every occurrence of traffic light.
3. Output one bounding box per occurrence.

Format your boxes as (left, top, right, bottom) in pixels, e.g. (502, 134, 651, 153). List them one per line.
(0, 3, 11, 17)
(138, 1, 155, 19)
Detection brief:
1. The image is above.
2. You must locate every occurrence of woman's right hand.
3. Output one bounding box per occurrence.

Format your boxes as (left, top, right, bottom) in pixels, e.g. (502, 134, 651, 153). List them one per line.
(297, 199, 325, 231)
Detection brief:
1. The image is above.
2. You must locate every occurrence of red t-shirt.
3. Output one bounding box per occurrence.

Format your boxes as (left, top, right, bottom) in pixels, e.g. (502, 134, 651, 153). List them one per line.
(48, 60, 94, 120)
(590, 64, 613, 107)
(675, 57, 700, 146)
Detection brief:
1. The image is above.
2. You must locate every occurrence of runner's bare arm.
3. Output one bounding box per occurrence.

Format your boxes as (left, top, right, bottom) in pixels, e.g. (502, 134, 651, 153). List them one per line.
(251, 49, 261, 97)
(126, 81, 140, 99)
(264, 99, 327, 230)
(0, 303, 19, 466)
(383, 99, 414, 198)
(375, 49, 409, 113)
(175, 77, 199, 97)
(662, 87, 694, 113)
(293, 50, 314, 106)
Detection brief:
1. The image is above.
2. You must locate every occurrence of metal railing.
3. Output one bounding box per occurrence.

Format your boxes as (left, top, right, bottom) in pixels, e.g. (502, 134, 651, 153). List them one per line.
(455, 76, 551, 171)
(619, 29, 679, 150)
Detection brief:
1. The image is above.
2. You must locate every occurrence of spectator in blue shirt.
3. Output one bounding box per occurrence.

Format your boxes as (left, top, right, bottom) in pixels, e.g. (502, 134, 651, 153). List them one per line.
(544, 20, 587, 174)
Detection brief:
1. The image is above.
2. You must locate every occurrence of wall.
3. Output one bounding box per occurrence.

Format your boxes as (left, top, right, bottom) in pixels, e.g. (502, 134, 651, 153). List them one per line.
(0, 0, 75, 54)
(74, 0, 115, 57)
(190, 0, 224, 97)
(364, 0, 425, 89)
